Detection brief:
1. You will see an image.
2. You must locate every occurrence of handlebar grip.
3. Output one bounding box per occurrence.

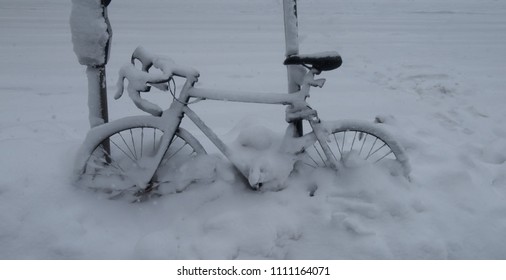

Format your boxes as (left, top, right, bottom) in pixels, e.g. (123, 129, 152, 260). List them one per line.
(131, 46, 155, 71)
(115, 46, 201, 116)
(130, 46, 199, 80)
(310, 78, 326, 88)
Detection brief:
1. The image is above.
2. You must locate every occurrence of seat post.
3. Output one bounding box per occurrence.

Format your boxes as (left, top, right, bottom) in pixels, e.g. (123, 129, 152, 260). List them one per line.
(283, 0, 303, 136)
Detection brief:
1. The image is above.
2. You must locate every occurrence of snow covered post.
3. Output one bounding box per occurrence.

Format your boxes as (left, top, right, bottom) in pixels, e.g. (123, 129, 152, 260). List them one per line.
(70, 0, 112, 128)
(283, 0, 303, 136)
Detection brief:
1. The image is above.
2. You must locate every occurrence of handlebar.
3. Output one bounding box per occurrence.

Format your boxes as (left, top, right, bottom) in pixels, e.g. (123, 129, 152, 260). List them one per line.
(130, 46, 200, 79)
(115, 46, 200, 116)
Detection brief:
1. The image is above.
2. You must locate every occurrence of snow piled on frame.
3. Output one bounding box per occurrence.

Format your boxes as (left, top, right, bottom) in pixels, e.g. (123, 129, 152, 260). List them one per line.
(70, 0, 109, 66)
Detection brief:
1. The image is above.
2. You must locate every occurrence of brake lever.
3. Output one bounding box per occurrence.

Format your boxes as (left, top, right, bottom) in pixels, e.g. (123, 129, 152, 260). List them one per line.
(309, 78, 326, 88)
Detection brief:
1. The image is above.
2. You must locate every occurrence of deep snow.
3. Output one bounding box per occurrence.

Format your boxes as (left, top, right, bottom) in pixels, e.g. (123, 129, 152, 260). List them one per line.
(1, 0, 506, 259)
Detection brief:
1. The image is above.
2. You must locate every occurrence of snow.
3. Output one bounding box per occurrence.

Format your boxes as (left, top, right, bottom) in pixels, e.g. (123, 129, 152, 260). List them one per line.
(114, 46, 201, 116)
(70, 0, 112, 127)
(70, 0, 110, 66)
(1, 0, 506, 259)
(283, 0, 299, 56)
(116, 63, 166, 116)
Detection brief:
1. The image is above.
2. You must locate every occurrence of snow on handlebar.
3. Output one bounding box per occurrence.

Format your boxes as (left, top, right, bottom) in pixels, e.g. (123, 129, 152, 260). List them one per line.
(115, 46, 200, 116)
(114, 64, 167, 116)
(130, 46, 200, 79)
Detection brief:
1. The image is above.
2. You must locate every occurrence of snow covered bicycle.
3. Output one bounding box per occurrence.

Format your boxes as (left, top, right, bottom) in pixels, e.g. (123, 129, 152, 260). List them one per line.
(74, 46, 410, 199)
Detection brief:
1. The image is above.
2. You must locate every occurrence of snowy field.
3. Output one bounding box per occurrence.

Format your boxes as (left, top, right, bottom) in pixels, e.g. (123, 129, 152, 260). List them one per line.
(1, 0, 506, 259)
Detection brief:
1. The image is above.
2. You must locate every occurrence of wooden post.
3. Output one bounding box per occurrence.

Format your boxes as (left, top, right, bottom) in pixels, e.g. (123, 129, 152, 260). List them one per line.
(283, 0, 303, 136)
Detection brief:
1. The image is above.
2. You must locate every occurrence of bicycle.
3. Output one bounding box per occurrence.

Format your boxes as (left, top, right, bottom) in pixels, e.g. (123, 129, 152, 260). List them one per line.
(74, 46, 410, 200)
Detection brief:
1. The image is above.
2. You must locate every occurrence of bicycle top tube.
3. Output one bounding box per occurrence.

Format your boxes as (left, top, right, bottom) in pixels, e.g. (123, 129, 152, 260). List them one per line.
(185, 68, 320, 106)
(187, 87, 305, 106)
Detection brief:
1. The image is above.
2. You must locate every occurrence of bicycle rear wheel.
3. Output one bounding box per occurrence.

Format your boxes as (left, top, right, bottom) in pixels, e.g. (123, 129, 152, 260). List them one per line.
(75, 120, 206, 198)
(302, 120, 410, 177)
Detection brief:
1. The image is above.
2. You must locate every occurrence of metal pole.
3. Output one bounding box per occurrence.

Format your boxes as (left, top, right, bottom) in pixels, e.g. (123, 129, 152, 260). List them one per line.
(99, 0, 112, 159)
(283, 0, 303, 136)
(86, 66, 108, 127)
(86, 65, 110, 158)
(84, 0, 111, 129)
(95, 0, 112, 128)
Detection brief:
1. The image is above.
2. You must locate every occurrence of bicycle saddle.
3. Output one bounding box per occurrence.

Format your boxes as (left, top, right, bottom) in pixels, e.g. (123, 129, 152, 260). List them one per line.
(283, 51, 342, 72)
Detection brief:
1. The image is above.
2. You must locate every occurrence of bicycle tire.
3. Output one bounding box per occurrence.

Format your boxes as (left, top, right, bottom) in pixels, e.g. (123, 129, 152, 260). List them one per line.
(302, 120, 410, 177)
(74, 116, 206, 197)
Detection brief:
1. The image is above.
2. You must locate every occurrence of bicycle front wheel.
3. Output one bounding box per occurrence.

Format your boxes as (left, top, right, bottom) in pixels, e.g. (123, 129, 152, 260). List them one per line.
(75, 117, 206, 196)
(302, 120, 410, 177)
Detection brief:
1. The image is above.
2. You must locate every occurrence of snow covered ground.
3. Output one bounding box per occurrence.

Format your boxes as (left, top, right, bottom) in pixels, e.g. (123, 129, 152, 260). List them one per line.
(1, 0, 506, 259)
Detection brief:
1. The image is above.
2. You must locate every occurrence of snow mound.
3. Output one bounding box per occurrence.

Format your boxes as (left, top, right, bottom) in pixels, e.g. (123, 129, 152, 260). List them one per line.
(70, 0, 110, 66)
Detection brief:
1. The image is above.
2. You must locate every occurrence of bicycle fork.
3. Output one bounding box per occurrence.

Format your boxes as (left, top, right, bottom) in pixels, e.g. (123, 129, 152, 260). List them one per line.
(286, 102, 339, 170)
(308, 119, 339, 170)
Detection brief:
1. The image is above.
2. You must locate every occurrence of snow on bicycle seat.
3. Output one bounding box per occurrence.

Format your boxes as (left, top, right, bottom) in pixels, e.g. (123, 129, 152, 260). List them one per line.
(283, 51, 342, 72)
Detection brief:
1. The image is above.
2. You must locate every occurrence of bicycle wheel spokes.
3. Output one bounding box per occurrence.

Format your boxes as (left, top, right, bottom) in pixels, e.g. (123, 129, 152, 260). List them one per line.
(159, 135, 195, 166)
(302, 128, 400, 170)
(339, 130, 397, 164)
(78, 123, 207, 199)
(110, 127, 162, 163)
(81, 127, 165, 191)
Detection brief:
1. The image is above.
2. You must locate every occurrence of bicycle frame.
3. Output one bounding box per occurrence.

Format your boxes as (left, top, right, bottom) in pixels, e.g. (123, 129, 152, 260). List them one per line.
(141, 68, 336, 188)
